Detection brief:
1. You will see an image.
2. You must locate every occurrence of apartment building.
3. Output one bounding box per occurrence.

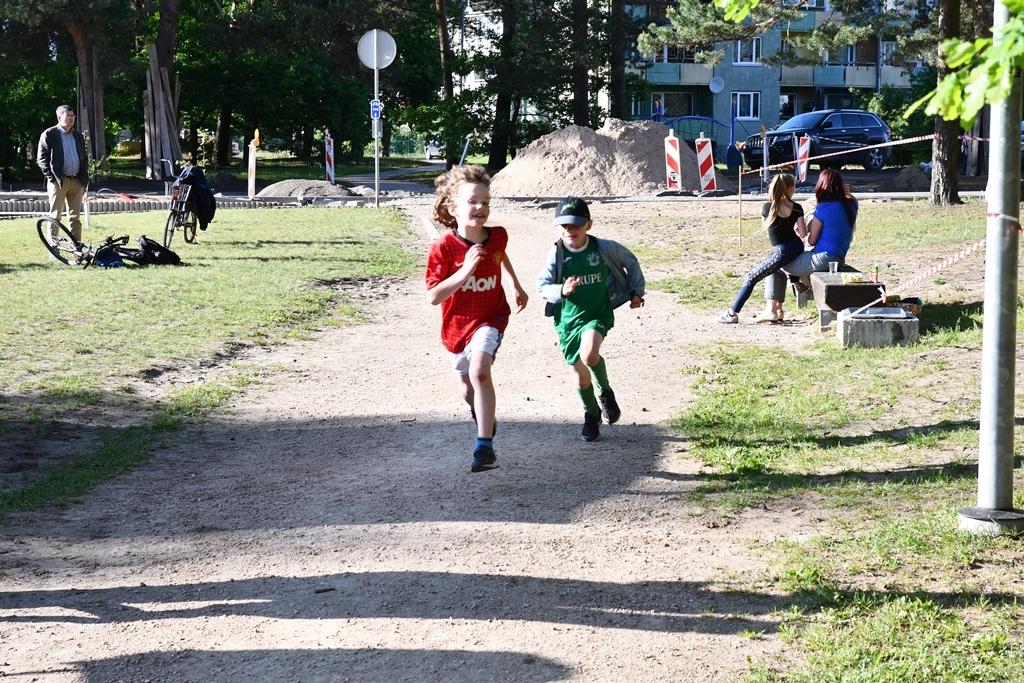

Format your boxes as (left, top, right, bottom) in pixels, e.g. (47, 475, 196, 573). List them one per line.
(633, 0, 926, 152)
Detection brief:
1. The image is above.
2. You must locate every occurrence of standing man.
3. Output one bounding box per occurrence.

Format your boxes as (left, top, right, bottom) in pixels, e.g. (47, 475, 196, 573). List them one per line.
(37, 104, 89, 242)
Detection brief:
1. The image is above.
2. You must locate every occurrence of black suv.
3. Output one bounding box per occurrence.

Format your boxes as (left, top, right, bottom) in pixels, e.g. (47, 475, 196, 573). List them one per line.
(743, 109, 892, 171)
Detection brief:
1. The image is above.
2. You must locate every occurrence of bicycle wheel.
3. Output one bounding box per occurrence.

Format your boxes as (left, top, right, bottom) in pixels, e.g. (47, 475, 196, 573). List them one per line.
(163, 209, 176, 248)
(37, 217, 81, 265)
(182, 210, 197, 243)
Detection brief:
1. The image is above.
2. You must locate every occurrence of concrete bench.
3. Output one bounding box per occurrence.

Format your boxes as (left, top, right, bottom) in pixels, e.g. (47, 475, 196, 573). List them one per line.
(802, 270, 886, 333)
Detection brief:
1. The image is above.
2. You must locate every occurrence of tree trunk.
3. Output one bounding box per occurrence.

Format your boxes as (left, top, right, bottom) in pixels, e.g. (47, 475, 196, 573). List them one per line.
(930, 0, 961, 205)
(215, 104, 232, 167)
(155, 0, 181, 74)
(488, 0, 518, 171)
(435, 0, 455, 167)
(69, 26, 106, 175)
(609, 0, 626, 119)
(571, 0, 589, 126)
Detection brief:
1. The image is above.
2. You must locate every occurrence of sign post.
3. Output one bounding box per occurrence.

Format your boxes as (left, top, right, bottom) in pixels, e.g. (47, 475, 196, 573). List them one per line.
(357, 30, 397, 209)
(248, 128, 259, 201)
(325, 133, 334, 184)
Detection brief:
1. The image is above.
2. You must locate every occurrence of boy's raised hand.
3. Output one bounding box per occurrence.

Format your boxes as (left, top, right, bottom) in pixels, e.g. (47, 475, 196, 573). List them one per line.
(462, 244, 485, 275)
(561, 276, 581, 297)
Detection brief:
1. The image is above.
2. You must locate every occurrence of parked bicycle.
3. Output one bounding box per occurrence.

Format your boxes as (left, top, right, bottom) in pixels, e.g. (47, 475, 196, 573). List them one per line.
(164, 180, 198, 248)
(37, 217, 147, 268)
(163, 166, 216, 248)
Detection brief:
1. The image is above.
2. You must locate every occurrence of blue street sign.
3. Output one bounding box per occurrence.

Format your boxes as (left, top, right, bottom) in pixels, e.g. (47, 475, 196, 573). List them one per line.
(370, 99, 382, 120)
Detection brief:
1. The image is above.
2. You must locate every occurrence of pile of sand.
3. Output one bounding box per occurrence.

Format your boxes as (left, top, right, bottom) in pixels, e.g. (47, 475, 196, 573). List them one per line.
(491, 118, 733, 197)
(257, 179, 355, 198)
(878, 165, 929, 192)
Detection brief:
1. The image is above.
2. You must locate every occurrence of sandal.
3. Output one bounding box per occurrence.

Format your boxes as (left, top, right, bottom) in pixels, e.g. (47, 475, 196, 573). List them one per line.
(752, 310, 779, 324)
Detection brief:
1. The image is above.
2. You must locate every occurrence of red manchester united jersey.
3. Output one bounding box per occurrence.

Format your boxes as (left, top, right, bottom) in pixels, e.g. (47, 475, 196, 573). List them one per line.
(425, 227, 511, 353)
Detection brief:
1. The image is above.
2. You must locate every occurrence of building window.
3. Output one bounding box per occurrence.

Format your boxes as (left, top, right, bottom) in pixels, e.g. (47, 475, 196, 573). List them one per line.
(733, 92, 760, 119)
(652, 91, 694, 118)
(665, 45, 702, 63)
(780, 93, 796, 119)
(733, 38, 761, 65)
(880, 41, 898, 66)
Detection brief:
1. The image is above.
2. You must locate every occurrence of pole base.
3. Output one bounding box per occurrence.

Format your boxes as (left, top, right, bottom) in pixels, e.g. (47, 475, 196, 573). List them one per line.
(958, 506, 1024, 535)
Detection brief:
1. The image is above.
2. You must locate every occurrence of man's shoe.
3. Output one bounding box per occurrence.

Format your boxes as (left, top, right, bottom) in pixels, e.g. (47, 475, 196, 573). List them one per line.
(582, 412, 601, 442)
(598, 389, 621, 425)
(471, 445, 498, 472)
(470, 408, 497, 437)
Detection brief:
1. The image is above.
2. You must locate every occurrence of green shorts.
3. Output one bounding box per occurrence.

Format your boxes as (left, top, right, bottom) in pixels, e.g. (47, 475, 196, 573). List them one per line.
(558, 317, 613, 365)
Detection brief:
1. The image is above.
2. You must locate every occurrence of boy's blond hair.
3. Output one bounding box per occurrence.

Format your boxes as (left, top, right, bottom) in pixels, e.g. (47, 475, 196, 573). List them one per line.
(433, 164, 491, 229)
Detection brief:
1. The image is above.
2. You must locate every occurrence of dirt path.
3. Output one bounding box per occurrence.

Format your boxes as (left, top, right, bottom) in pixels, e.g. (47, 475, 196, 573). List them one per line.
(0, 198, 828, 682)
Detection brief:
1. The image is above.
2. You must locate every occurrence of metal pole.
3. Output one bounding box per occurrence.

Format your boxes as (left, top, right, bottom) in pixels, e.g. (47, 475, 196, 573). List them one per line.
(374, 30, 380, 210)
(958, 0, 1024, 535)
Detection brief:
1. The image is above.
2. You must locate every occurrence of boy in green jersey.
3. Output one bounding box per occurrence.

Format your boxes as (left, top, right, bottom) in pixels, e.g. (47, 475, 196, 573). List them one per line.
(536, 197, 646, 442)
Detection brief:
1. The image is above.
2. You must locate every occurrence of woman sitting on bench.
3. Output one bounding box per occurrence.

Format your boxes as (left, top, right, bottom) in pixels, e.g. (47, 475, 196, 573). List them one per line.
(757, 168, 858, 322)
(717, 173, 806, 324)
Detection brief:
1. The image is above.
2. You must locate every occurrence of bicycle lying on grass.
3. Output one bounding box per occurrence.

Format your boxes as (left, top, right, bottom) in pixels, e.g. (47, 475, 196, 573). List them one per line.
(37, 217, 179, 268)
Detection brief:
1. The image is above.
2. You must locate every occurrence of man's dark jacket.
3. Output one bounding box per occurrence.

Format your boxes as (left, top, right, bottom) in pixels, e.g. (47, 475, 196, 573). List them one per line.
(37, 125, 89, 187)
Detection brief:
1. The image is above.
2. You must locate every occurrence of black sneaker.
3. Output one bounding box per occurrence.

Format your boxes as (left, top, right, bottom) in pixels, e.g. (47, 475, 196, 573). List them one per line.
(598, 389, 621, 425)
(471, 445, 498, 472)
(470, 407, 497, 437)
(581, 412, 601, 442)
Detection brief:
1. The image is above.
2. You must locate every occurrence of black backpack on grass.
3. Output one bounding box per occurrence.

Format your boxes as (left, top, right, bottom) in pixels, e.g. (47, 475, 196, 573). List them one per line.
(136, 236, 181, 265)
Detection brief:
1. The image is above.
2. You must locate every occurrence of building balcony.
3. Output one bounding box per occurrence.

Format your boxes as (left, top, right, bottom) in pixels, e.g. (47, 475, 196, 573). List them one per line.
(782, 12, 815, 31)
(780, 65, 814, 86)
(813, 65, 846, 87)
(881, 65, 914, 87)
(645, 62, 680, 84)
(846, 65, 876, 87)
(679, 63, 713, 85)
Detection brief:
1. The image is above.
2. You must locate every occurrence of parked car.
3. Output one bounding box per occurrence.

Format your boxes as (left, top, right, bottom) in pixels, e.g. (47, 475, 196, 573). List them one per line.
(743, 109, 892, 171)
(425, 139, 442, 160)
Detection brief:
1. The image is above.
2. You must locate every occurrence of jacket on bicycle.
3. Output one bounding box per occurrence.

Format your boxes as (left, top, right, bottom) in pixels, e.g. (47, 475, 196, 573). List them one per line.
(177, 166, 216, 230)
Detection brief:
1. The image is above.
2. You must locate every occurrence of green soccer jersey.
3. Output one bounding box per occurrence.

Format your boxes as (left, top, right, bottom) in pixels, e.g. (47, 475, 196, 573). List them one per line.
(555, 237, 613, 336)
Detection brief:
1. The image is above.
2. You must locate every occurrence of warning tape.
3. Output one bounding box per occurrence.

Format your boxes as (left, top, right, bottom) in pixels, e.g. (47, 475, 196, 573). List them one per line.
(847, 215, 1022, 317)
(741, 134, 937, 177)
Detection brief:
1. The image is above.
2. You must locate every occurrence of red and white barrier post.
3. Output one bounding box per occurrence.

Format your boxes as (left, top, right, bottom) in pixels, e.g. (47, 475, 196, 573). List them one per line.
(248, 128, 259, 201)
(695, 132, 717, 192)
(797, 135, 811, 183)
(760, 125, 769, 184)
(665, 129, 681, 190)
(325, 134, 335, 184)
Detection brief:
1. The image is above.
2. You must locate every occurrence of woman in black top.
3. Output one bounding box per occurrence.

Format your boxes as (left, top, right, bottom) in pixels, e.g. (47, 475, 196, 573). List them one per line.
(718, 173, 807, 323)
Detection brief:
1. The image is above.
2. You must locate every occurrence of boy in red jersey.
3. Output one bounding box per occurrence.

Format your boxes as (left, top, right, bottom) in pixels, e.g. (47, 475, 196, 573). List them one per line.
(425, 165, 528, 472)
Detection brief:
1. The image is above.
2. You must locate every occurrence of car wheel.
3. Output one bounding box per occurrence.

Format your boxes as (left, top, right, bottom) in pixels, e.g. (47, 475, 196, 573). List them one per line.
(863, 147, 885, 171)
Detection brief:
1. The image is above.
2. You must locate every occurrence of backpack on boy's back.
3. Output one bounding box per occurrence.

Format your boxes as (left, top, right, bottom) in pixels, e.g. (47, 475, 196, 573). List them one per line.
(136, 236, 181, 265)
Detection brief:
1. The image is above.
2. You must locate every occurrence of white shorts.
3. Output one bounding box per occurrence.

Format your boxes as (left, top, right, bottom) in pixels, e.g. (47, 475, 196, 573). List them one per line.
(449, 325, 503, 375)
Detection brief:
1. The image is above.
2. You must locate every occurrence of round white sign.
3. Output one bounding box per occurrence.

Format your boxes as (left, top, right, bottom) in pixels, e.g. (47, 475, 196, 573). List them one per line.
(357, 30, 397, 69)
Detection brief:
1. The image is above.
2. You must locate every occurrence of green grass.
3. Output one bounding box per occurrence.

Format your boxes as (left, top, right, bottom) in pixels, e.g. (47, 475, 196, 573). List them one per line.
(0, 206, 416, 515)
(656, 197, 1024, 680)
(643, 195, 1024, 682)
